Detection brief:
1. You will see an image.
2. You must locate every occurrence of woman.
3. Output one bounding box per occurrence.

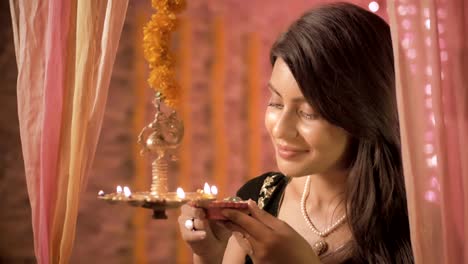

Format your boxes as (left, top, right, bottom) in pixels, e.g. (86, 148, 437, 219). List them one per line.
(178, 2, 414, 263)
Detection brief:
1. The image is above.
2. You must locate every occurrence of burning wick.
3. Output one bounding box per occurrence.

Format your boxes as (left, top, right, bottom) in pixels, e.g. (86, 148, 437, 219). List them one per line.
(202, 183, 218, 197)
(211, 186, 218, 196)
(176, 187, 186, 199)
(123, 186, 132, 198)
(98, 190, 105, 196)
(116, 185, 123, 194)
(204, 183, 211, 194)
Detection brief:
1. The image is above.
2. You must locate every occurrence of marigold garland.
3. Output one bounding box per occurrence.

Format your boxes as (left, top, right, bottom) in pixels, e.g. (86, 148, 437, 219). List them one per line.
(143, 0, 186, 108)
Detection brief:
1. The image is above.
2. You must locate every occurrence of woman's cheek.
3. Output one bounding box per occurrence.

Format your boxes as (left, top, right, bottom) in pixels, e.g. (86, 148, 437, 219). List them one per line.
(297, 123, 317, 143)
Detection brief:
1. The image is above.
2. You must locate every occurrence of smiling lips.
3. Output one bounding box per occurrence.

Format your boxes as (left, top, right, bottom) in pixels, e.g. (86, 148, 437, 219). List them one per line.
(276, 145, 309, 159)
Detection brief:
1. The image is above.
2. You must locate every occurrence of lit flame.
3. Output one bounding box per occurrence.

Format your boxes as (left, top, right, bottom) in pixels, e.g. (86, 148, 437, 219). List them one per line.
(204, 183, 211, 194)
(98, 190, 105, 196)
(177, 187, 186, 199)
(116, 185, 123, 194)
(211, 185, 218, 196)
(123, 186, 131, 197)
(368, 1, 379, 12)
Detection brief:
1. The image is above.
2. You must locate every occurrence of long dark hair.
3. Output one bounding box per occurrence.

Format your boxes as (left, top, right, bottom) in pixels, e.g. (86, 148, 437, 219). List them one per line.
(270, 3, 413, 263)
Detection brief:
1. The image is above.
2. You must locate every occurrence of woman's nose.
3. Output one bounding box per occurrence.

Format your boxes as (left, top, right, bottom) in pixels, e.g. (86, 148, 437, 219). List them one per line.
(271, 110, 298, 140)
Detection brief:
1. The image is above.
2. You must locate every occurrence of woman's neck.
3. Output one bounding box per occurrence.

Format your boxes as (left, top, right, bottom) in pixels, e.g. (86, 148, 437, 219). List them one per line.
(288, 170, 348, 211)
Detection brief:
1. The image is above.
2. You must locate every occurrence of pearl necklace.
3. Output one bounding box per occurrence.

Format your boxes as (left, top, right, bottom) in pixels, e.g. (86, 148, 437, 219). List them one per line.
(300, 176, 347, 255)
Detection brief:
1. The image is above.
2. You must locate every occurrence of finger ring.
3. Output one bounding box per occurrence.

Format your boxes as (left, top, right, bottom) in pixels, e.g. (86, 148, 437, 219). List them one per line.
(238, 234, 254, 256)
(184, 218, 196, 231)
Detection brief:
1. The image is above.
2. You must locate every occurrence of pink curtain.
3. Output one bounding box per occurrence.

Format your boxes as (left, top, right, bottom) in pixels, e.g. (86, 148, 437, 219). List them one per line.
(9, 1, 128, 263)
(388, 0, 467, 263)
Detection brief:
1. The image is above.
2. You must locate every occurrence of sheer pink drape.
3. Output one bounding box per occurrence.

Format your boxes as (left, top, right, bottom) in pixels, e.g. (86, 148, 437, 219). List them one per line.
(388, 0, 467, 263)
(10, 1, 128, 263)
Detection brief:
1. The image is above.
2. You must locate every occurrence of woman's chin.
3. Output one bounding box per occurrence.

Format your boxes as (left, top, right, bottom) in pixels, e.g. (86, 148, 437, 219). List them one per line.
(277, 166, 312, 178)
(275, 158, 315, 177)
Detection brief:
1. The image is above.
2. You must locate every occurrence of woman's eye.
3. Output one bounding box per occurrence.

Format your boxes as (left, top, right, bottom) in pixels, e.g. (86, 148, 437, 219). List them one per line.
(299, 110, 319, 120)
(267, 102, 284, 109)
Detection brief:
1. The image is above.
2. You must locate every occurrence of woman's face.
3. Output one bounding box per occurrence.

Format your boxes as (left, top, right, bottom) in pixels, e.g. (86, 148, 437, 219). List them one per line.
(265, 58, 350, 177)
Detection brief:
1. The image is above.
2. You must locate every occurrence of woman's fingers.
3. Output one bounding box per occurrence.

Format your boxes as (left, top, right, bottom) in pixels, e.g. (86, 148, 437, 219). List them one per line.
(232, 231, 255, 255)
(180, 229, 207, 242)
(223, 220, 248, 234)
(221, 208, 270, 242)
(180, 204, 206, 218)
(246, 200, 284, 230)
(178, 215, 207, 240)
(178, 204, 211, 242)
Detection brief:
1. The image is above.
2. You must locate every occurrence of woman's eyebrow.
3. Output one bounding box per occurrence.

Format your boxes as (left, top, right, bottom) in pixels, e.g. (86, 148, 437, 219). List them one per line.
(267, 82, 282, 97)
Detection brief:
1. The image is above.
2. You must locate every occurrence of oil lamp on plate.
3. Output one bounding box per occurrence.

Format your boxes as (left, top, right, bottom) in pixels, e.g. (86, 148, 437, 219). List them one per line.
(98, 93, 218, 219)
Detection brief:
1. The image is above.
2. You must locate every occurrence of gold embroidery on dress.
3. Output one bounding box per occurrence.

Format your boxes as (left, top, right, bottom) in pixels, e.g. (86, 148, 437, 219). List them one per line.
(258, 174, 280, 209)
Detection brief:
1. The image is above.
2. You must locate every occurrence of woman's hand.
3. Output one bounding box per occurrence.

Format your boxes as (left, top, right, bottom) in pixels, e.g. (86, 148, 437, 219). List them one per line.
(222, 200, 321, 264)
(178, 204, 232, 263)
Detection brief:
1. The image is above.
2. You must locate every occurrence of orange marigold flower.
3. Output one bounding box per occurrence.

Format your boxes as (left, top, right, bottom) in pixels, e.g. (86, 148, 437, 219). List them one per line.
(144, 0, 185, 109)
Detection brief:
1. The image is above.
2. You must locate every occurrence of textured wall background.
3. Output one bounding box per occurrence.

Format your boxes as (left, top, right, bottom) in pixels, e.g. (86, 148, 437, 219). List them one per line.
(0, 0, 387, 263)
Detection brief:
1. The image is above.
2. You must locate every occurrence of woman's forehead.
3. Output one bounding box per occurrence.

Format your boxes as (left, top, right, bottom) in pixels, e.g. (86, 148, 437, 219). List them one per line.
(269, 59, 304, 98)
